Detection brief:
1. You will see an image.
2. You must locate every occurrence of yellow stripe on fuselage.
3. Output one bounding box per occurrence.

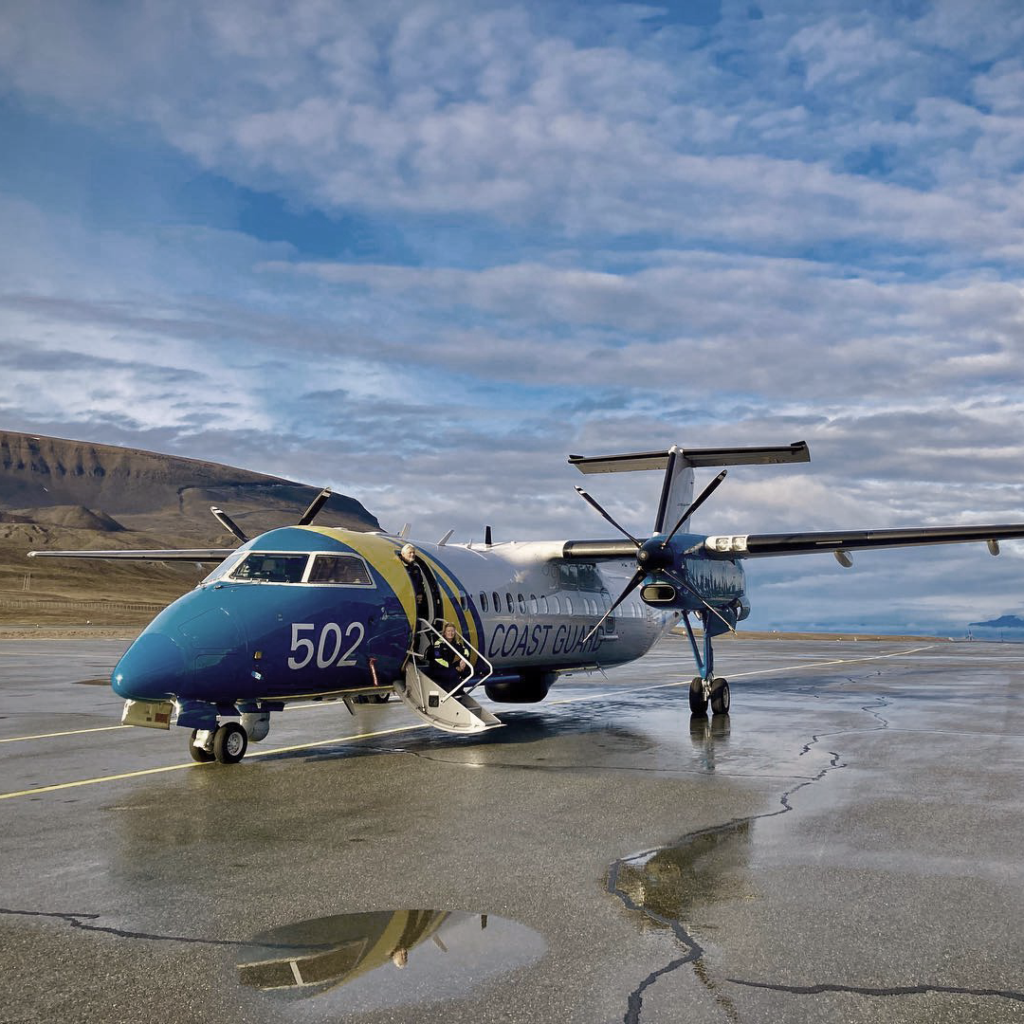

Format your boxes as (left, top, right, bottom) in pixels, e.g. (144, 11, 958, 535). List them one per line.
(303, 528, 417, 630)
(300, 528, 479, 655)
(415, 551, 480, 653)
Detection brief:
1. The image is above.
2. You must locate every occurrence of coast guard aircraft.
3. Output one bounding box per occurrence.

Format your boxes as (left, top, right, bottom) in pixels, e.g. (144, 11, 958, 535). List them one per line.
(28, 441, 1024, 764)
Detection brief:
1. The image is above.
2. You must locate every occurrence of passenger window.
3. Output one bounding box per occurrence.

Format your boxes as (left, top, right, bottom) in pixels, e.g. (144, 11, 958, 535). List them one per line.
(506, 593, 515, 613)
(566, 597, 574, 615)
(230, 553, 308, 583)
(481, 592, 489, 612)
(307, 554, 373, 585)
(540, 595, 549, 614)
(552, 596, 560, 614)
(530, 594, 537, 614)
(493, 592, 501, 612)
(517, 593, 525, 613)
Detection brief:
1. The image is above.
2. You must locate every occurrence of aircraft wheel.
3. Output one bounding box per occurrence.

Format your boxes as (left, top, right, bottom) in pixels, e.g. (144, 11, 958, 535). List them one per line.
(689, 677, 708, 715)
(188, 729, 214, 763)
(213, 722, 248, 764)
(710, 678, 731, 716)
(371, 692, 390, 703)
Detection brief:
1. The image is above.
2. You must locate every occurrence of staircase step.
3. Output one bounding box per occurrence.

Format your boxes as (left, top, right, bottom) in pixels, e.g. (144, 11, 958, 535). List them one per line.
(394, 663, 504, 735)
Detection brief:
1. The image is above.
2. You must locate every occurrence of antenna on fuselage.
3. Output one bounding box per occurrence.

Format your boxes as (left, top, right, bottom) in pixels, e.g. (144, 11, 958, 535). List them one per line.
(485, 525, 492, 547)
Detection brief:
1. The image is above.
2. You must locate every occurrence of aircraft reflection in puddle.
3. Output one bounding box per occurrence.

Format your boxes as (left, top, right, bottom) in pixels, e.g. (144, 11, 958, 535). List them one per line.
(238, 909, 545, 1011)
(614, 819, 752, 935)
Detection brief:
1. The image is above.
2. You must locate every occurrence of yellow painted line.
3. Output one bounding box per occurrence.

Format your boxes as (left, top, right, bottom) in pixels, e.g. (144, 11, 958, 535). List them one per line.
(0, 697, 364, 745)
(548, 645, 937, 706)
(0, 645, 937, 801)
(0, 724, 427, 802)
(0, 724, 128, 744)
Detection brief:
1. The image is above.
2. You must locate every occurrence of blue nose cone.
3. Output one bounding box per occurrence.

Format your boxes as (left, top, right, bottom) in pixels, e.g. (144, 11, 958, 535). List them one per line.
(112, 632, 189, 701)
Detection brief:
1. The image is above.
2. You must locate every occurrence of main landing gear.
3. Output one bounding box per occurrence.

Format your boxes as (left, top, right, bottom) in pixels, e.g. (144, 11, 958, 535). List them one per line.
(682, 608, 733, 719)
(688, 676, 730, 716)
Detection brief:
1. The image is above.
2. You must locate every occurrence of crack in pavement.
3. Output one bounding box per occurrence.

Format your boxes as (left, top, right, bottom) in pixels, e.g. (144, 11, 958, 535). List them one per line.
(607, 717, 849, 1023)
(610, 680, 1023, 1021)
(728, 977, 1024, 1003)
(0, 907, 329, 954)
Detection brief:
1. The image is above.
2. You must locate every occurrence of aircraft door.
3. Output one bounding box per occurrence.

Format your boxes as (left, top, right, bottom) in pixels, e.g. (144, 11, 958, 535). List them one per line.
(399, 545, 443, 655)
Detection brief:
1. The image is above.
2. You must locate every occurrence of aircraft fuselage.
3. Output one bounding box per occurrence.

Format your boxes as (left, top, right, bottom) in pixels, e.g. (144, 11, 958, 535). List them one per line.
(111, 525, 747, 730)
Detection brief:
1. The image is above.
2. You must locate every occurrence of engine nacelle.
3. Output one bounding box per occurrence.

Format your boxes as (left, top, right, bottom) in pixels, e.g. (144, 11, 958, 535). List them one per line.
(484, 670, 557, 704)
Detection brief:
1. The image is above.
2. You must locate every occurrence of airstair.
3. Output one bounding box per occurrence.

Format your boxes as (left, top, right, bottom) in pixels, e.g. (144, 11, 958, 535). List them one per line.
(392, 620, 503, 734)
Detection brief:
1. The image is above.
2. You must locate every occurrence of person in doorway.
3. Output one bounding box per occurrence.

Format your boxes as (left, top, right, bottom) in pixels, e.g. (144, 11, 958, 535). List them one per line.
(398, 543, 430, 635)
(428, 622, 473, 691)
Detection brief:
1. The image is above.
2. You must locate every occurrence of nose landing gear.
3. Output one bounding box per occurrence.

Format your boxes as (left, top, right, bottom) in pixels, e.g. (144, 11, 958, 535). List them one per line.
(188, 722, 249, 764)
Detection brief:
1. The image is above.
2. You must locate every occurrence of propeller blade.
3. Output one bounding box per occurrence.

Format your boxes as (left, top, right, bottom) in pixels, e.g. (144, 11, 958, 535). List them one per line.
(574, 486, 641, 547)
(298, 487, 332, 526)
(210, 506, 248, 544)
(664, 568, 735, 633)
(582, 568, 646, 644)
(663, 470, 727, 546)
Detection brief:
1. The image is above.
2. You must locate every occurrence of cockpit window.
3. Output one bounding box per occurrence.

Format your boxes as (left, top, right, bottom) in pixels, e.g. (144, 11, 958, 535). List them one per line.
(229, 553, 309, 583)
(308, 554, 374, 586)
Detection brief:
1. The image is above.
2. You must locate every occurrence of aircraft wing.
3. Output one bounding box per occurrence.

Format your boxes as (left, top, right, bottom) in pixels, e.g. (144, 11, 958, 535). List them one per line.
(703, 524, 1024, 558)
(27, 548, 236, 562)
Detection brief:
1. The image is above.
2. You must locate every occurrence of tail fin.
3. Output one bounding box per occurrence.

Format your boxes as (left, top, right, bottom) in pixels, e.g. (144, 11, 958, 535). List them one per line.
(568, 442, 809, 534)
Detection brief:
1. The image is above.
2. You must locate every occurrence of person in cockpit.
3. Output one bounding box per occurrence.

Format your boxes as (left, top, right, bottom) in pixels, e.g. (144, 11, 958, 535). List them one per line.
(428, 622, 473, 691)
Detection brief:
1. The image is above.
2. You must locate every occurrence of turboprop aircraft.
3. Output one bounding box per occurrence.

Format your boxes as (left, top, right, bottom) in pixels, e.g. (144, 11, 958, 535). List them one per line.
(28, 441, 1024, 765)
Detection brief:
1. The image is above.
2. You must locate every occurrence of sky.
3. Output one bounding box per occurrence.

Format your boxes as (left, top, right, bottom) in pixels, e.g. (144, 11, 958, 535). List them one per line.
(1, 0, 1023, 633)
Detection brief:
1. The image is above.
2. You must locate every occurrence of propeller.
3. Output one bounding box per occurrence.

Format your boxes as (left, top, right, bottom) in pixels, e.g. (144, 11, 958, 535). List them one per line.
(573, 487, 641, 547)
(661, 470, 727, 546)
(577, 470, 732, 643)
(298, 486, 332, 526)
(209, 484, 334, 545)
(210, 507, 248, 544)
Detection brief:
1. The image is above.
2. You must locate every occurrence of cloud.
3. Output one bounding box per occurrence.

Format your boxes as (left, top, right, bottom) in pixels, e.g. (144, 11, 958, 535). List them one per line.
(2, 1, 1024, 633)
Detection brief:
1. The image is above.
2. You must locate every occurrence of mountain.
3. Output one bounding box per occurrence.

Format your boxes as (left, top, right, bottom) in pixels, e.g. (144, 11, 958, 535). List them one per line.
(0, 430, 381, 627)
(967, 613, 1024, 641)
(0, 431, 378, 535)
(968, 614, 1024, 629)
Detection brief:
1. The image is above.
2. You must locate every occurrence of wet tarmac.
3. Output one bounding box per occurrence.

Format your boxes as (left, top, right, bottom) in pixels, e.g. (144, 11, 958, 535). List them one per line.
(1, 635, 1022, 1023)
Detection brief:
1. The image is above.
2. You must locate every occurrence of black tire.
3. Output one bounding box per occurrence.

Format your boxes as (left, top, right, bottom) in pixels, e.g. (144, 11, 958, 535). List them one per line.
(188, 729, 214, 763)
(372, 692, 390, 703)
(710, 678, 731, 716)
(213, 722, 248, 764)
(689, 676, 708, 715)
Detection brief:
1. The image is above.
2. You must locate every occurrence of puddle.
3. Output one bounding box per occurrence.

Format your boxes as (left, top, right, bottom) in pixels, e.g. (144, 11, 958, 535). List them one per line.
(237, 909, 545, 1013)
(613, 820, 753, 933)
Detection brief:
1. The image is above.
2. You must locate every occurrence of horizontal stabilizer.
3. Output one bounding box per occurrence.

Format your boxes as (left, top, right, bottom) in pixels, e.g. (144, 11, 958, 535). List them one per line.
(28, 548, 236, 562)
(705, 523, 1024, 558)
(569, 441, 809, 474)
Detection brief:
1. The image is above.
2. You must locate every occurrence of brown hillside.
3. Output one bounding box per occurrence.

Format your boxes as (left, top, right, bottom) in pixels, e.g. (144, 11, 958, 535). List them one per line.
(0, 430, 381, 627)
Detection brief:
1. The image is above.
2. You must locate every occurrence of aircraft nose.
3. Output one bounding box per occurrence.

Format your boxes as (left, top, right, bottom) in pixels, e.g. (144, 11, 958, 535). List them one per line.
(112, 632, 189, 701)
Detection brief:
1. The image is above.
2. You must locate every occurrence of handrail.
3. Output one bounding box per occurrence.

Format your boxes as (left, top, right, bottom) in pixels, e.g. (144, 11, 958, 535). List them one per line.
(415, 619, 494, 703)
